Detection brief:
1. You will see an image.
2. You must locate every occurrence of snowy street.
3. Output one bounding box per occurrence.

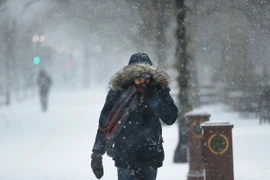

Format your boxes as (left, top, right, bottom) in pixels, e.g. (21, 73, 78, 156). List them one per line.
(1, 0, 269, 179)
(0, 88, 270, 180)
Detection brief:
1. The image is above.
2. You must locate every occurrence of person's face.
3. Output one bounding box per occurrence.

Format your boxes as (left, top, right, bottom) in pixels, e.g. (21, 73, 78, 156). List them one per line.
(134, 77, 150, 85)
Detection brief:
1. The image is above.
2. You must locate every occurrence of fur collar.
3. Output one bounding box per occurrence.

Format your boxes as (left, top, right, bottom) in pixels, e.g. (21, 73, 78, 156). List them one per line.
(109, 63, 170, 91)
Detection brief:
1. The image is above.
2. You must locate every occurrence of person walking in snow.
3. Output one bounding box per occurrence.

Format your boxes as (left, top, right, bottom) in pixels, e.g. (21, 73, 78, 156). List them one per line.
(37, 69, 52, 112)
(91, 53, 178, 180)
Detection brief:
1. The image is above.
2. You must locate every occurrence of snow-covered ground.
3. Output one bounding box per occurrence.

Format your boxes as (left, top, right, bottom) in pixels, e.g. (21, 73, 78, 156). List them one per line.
(0, 88, 269, 180)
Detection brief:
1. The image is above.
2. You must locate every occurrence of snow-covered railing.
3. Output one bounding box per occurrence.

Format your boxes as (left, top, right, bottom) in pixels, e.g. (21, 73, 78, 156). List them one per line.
(198, 86, 219, 105)
(198, 85, 270, 121)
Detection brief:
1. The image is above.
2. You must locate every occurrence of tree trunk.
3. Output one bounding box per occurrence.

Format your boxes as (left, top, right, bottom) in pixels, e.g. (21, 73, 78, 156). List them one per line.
(3, 20, 16, 105)
(173, 0, 192, 163)
(155, 0, 167, 68)
(187, 0, 199, 107)
(83, 45, 91, 88)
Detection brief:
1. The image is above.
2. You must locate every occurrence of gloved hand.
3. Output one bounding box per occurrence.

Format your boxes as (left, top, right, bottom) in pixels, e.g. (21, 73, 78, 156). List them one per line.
(143, 82, 158, 101)
(91, 153, 104, 179)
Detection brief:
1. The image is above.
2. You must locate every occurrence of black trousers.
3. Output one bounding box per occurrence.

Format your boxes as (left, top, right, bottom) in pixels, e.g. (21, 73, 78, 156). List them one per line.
(117, 166, 157, 180)
(39, 90, 49, 112)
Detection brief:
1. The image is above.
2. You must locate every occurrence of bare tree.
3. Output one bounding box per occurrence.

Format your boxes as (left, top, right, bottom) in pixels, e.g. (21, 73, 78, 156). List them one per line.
(185, 0, 200, 107)
(173, 0, 192, 163)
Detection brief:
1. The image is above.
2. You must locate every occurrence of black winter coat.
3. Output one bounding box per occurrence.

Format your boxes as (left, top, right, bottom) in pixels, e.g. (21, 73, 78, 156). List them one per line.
(37, 71, 52, 95)
(92, 62, 178, 168)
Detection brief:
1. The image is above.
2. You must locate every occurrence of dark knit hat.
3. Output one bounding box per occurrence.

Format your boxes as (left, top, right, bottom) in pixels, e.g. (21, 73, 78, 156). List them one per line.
(128, 53, 152, 65)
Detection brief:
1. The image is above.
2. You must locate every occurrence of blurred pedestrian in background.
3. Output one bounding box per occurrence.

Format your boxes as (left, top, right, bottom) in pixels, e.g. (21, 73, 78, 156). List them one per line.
(37, 69, 52, 112)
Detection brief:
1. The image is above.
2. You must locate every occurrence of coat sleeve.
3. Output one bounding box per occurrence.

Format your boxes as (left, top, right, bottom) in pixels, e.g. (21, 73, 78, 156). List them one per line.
(92, 89, 119, 154)
(148, 87, 178, 125)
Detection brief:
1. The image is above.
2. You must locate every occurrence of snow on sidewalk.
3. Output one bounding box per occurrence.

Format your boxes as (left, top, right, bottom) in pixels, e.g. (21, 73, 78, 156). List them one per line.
(0, 89, 269, 180)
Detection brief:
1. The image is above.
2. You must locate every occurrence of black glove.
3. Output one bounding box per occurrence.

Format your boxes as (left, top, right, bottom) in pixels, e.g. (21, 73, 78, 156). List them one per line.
(91, 153, 104, 179)
(143, 82, 159, 101)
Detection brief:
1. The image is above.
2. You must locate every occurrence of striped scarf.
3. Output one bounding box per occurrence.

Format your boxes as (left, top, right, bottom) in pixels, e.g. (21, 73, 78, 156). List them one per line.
(101, 85, 138, 146)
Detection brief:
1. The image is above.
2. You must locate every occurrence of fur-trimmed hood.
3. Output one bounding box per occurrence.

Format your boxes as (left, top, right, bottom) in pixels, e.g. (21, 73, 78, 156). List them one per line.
(109, 63, 170, 91)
